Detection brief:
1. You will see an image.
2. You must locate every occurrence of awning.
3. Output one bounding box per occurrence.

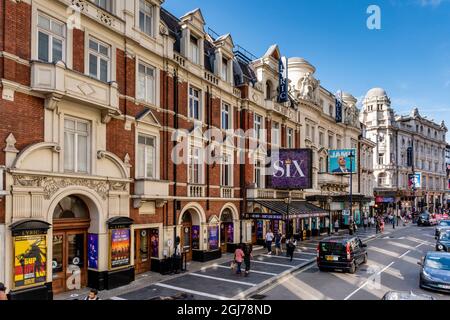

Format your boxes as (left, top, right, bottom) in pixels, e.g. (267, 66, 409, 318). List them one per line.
(248, 200, 328, 219)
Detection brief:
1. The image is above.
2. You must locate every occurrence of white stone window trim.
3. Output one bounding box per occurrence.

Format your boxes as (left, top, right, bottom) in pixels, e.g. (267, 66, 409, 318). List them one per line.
(0, 165, 6, 195)
(188, 142, 205, 185)
(31, 7, 73, 69)
(84, 30, 117, 82)
(87, 37, 111, 82)
(287, 127, 295, 148)
(220, 151, 234, 187)
(63, 116, 92, 174)
(188, 84, 204, 123)
(135, 125, 160, 180)
(136, 57, 160, 106)
(271, 121, 281, 147)
(134, 0, 160, 40)
(221, 101, 233, 131)
(254, 113, 264, 142)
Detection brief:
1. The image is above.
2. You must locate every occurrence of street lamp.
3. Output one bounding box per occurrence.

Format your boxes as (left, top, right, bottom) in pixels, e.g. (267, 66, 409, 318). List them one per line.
(284, 195, 292, 238)
(328, 196, 332, 235)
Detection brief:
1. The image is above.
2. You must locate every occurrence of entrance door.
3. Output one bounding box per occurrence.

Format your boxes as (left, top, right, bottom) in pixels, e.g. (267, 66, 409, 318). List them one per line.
(52, 230, 87, 294)
(181, 224, 192, 261)
(134, 229, 151, 274)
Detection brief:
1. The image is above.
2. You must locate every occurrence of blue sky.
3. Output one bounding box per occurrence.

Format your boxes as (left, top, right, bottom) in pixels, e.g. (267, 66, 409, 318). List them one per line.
(163, 0, 450, 140)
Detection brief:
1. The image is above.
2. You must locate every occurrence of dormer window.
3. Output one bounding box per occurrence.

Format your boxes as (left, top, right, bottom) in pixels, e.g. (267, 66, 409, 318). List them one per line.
(139, 0, 153, 37)
(221, 58, 228, 81)
(93, 0, 112, 12)
(190, 35, 200, 65)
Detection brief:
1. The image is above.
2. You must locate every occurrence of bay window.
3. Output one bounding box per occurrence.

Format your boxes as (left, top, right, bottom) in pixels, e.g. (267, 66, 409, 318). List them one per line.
(64, 118, 90, 173)
(37, 14, 65, 63)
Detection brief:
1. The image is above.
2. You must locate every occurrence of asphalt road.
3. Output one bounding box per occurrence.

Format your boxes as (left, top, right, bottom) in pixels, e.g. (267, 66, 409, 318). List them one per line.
(256, 224, 450, 300)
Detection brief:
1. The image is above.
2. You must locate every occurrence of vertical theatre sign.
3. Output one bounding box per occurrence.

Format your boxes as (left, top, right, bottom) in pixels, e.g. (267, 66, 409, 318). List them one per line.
(107, 217, 134, 270)
(268, 149, 313, 189)
(10, 220, 51, 290)
(335, 92, 343, 123)
(278, 56, 289, 103)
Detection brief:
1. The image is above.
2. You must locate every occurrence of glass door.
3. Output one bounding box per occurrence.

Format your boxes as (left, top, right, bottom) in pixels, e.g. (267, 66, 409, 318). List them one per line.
(52, 233, 65, 294)
(135, 229, 151, 274)
(65, 232, 86, 291)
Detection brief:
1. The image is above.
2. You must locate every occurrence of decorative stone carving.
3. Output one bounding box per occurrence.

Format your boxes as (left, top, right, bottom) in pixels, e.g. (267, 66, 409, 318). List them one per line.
(40, 177, 109, 200)
(124, 153, 131, 168)
(13, 175, 42, 187)
(4, 133, 19, 153)
(299, 73, 314, 100)
(97, 10, 113, 26)
(110, 182, 127, 191)
(159, 23, 169, 36)
(97, 150, 106, 159)
(71, 0, 86, 11)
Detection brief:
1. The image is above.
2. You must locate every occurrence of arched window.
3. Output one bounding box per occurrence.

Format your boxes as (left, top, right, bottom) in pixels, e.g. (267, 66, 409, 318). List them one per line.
(53, 196, 90, 220)
(266, 81, 272, 100)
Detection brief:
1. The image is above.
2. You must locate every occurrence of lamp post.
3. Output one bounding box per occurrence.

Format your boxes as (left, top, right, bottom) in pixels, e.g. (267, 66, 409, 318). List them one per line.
(349, 151, 355, 225)
(285, 194, 292, 238)
(328, 196, 332, 235)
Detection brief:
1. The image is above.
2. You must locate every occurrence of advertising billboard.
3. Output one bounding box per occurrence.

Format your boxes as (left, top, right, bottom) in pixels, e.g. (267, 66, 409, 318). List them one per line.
(14, 234, 47, 289)
(408, 173, 422, 189)
(268, 149, 313, 189)
(88, 233, 98, 270)
(328, 149, 357, 174)
(208, 226, 219, 251)
(110, 228, 130, 269)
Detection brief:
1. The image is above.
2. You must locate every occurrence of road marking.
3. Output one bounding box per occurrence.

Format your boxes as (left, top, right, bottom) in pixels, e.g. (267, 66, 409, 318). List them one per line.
(252, 260, 298, 267)
(109, 296, 127, 300)
(344, 261, 395, 300)
(154, 282, 231, 300)
(189, 272, 257, 286)
(295, 251, 317, 256)
(398, 250, 411, 258)
(209, 264, 278, 276)
(261, 254, 309, 261)
(415, 243, 424, 248)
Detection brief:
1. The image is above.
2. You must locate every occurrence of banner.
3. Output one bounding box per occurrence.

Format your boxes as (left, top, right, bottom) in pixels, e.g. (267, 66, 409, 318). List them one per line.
(226, 223, 234, 243)
(269, 149, 313, 189)
(150, 228, 159, 258)
(191, 226, 200, 250)
(88, 234, 98, 270)
(335, 98, 343, 123)
(278, 57, 289, 103)
(408, 173, 422, 189)
(14, 234, 47, 289)
(208, 226, 219, 250)
(110, 228, 130, 269)
(328, 149, 357, 174)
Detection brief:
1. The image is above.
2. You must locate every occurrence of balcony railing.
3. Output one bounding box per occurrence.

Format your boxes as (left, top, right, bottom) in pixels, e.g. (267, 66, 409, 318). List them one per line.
(174, 53, 186, 67)
(221, 187, 233, 198)
(189, 184, 206, 197)
(246, 188, 304, 199)
(204, 71, 219, 85)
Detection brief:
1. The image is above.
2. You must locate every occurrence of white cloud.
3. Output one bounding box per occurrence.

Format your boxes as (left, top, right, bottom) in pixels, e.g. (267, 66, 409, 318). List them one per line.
(418, 0, 446, 6)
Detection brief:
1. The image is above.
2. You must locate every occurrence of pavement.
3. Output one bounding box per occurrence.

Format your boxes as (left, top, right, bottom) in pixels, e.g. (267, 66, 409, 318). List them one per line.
(256, 224, 450, 300)
(55, 224, 405, 300)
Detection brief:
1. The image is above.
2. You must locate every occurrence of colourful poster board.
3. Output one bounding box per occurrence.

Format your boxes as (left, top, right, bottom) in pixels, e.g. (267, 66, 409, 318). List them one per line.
(110, 229, 130, 269)
(88, 234, 98, 270)
(14, 234, 47, 289)
(208, 226, 219, 250)
(150, 228, 159, 258)
(192, 226, 200, 250)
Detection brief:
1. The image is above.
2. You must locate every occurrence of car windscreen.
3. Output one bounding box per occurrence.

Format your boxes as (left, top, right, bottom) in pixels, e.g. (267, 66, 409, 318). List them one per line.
(320, 242, 346, 254)
(439, 221, 450, 227)
(425, 255, 450, 271)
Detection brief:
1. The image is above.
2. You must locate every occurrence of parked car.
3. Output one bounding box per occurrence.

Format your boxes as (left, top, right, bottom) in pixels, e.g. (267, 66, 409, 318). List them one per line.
(435, 220, 450, 238)
(436, 230, 450, 252)
(317, 236, 367, 274)
(381, 291, 435, 300)
(418, 251, 450, 293)
(417, 213, 437, 226)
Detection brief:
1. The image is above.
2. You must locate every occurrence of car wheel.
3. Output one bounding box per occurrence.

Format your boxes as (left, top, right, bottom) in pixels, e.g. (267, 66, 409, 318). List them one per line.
(363, 254, 368, 264)
(349, 262, 356, 274)
(437, 244, 444, 251)
(319, 267, 326, 272)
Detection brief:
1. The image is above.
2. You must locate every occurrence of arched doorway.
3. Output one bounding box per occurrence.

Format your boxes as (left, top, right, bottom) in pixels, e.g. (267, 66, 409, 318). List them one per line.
(220, 209, 234, 253)
(180, 210, 201, 261)
(52, 195, 90, 294)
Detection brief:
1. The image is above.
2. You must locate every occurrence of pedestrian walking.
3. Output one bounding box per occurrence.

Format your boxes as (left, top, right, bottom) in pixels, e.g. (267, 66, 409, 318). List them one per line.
(234, 245, 245, 275)
(363, 217, 368, 231)
(244, 244, 253, 277)
(274, 232, 283, 255)
(375, 218, 380, 234)
(84, 288, 100, 300)
(265, 230, 274, 255)
(392, 215, 396, 229)
(370, 216, 375, 228)
(380, 219, 385, 233)
(286, 237, 297, 262)
(0, 283, 8, 301)
(334, 220, 339, 233)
